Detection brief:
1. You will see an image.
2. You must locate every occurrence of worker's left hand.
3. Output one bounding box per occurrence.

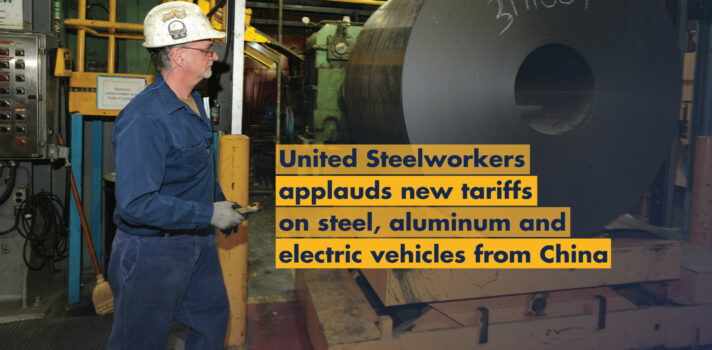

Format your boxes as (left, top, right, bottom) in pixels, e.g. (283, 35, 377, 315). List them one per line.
(211, 201, 245, 230)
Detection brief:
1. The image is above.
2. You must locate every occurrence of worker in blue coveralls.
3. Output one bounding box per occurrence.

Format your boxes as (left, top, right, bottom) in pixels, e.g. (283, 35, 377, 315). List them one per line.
(107, 2, 243, 349)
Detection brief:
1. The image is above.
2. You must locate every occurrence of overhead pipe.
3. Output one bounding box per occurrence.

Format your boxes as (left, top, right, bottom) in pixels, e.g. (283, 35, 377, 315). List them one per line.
(72, 26, 144, 40)
(326, 0, 386, 5)
(64, 19, 144, 32)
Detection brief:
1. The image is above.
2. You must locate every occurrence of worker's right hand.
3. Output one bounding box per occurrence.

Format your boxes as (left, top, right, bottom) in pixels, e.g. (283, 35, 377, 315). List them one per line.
(210, 201, 245, 230)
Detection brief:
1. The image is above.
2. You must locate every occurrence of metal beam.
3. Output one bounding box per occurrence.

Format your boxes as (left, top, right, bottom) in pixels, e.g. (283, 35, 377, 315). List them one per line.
(276, 0, 282, 144)
(232, 0, 246, 135)
(250, 18, 312, 27)
(91, 121, 103, 270)
(68, 115, 82, 304)
(246, 1, 374, 16)
(327, 0, 385, 6)
(678, 0, 690, 53)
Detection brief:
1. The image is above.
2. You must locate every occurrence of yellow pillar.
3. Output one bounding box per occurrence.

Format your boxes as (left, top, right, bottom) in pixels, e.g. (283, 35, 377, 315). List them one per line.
(107, 0, 116, 73)
(217, 135, 250, 347)
(77, 0, 86, 72)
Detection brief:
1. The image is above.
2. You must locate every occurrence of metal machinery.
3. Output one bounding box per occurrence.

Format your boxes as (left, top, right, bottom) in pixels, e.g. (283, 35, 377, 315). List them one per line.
(303, 20, 361, 143)
(0, 0, 62, 307)
(0, 33, 58, 159)
(295, 1, 712, 349)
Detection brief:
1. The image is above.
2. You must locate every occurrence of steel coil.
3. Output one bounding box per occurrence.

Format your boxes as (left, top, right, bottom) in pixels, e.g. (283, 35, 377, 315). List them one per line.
(344, 0, 682, 234)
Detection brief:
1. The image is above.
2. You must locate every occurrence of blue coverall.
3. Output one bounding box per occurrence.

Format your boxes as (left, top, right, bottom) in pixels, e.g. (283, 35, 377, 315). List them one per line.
(107, 73, 229, 350)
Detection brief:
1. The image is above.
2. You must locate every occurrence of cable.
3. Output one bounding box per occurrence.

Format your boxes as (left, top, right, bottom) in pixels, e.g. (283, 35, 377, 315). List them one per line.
(0, 164, 17, 206)
(15, 165, 30, 184)
(0, 164, 28, 235)
(207, 0, 227, 19)
(86, 3, 109, 20)
(0, 165, 5, 200)
(222, 0, 235, 64)
(15, 192, 68, 271)
(0, 215, 18, 235)
(136, 64, 180, 97)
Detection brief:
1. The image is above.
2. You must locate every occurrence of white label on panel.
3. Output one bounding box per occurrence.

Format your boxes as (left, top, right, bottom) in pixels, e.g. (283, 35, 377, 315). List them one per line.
(96, 75, 147, 110)
(0, 1, 23, 30)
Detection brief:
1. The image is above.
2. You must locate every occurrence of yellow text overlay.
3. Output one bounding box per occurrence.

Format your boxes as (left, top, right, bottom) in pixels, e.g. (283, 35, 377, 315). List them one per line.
(276, 207, 570, 237)
(275, 238, 611, 269)
(276, 145, 530, 175)
(276, 175, 538, 206)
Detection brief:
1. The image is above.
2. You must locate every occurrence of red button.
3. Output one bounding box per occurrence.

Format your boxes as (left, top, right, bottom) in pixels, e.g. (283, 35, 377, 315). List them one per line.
(15, 138, 25, 146)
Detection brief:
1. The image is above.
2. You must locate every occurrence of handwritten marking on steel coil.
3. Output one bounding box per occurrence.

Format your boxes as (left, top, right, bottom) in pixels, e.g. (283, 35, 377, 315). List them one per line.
(489, 0, 590, 36)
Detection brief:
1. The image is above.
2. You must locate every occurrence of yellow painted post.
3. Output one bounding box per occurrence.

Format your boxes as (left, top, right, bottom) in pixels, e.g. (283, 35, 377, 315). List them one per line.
(108, 0, 116, 73)
(217, 135, 250, 347)
(77, 0, 86, 72)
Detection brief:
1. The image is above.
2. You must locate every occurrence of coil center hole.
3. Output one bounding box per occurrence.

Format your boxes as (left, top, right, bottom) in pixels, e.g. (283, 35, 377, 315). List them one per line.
(515, 44, 595, 135)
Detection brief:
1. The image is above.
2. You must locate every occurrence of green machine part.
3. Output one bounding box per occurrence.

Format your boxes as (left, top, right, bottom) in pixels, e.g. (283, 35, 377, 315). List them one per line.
(304, 21, 362, 144)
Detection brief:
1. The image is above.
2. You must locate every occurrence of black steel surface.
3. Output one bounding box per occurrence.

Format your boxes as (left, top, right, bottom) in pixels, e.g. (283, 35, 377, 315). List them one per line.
(344, 0, 682, 234)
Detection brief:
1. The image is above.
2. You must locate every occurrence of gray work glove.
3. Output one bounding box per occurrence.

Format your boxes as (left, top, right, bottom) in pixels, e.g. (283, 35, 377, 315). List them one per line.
(210, 201, 245, 230)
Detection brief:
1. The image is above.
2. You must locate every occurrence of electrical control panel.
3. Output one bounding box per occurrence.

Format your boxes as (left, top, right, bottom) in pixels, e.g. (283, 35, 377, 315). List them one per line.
(0, 33, 58, 159)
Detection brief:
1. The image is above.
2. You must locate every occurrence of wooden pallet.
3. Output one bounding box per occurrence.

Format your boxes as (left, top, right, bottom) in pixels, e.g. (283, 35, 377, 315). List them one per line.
(361, 237, 680, 306)
(295, 238, 712, 349)
(296, 269, 712, 350)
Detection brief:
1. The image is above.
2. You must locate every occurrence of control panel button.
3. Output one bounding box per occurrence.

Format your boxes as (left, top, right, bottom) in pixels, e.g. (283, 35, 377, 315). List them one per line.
(15, 137, 26, 146)
(0, 48, 8, 56)
(15, 87, 24, 95)
(0, 100, 9, 107)
(14, 125, 25, 134)
(0, 125, 10, 133)
(14, 113, 24, 120)
(0, 61, 9, 69)
(0, 74, 8, 81)
(0, 88, 8, 95)
(0, 113, 9, 120)
(15, 75, 24, 82)
(14, 61, 24, 69)
(15, 49, 24, 56)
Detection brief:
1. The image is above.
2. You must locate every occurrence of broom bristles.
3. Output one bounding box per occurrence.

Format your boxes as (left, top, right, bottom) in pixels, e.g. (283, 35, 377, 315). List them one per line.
(93, 274, 114, 315)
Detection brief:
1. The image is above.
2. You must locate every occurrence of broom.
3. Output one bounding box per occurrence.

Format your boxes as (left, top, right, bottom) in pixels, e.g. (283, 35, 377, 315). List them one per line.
(57, 134, 113, 315)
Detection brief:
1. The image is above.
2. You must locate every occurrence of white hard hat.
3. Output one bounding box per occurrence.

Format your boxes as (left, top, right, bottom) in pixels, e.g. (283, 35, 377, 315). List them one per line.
(143, 1, 226, 48)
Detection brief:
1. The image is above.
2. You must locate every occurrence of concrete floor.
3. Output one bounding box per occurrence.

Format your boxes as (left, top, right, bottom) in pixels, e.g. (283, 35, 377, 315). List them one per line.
(244, 193, 312, 349)
(0, 192, 309, 349)
(247, 193, 296, 303)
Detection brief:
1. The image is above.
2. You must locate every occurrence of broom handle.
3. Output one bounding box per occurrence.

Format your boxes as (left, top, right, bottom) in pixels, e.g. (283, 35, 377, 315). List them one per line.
(57, 134, 102, 276)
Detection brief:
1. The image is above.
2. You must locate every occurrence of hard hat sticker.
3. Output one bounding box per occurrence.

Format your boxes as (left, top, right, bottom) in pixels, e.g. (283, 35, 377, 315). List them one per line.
(168, 20, 187, 40)
(162, 9, 187, 22)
